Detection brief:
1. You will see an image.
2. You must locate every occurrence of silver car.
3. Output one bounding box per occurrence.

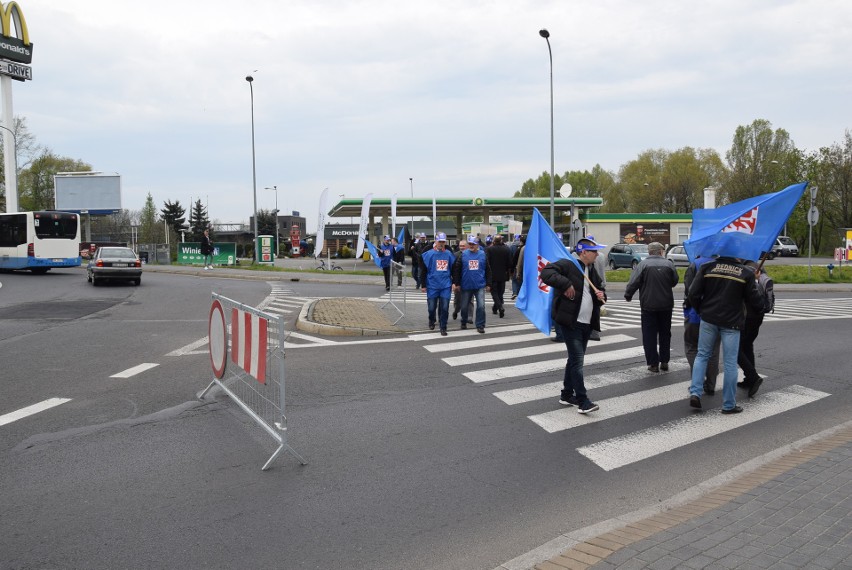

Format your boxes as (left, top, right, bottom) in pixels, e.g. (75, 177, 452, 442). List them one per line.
(665, 245, 690, 267)
(87, 247, 143, 286)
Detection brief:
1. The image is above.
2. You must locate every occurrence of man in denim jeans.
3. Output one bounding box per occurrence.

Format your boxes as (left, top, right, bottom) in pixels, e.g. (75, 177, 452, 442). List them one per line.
(687, 257, 764, 414)
(540, 237, 607, 414)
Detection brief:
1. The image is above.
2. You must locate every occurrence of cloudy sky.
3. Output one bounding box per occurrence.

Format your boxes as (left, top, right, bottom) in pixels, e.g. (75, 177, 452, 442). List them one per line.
(13, 0, 852, 232)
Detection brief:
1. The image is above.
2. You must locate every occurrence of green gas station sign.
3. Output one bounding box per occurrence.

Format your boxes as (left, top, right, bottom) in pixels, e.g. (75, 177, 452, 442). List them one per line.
(178, 242, 236, 266)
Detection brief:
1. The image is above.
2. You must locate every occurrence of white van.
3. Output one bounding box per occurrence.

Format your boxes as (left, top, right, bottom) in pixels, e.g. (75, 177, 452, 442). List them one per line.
(771, 236, 799, 258)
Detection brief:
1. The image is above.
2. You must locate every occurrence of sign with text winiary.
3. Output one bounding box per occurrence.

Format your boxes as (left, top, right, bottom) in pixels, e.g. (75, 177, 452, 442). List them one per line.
(0, 2, 32, 69)
(178, 242, 236, 266)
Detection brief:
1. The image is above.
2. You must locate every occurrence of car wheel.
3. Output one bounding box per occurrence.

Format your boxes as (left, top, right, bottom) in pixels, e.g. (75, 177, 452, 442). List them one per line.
(87, 271, 92, 282)
(92, 274, 99, 286)
(134, 278, 141, 286)
(609, 260, 617, 270)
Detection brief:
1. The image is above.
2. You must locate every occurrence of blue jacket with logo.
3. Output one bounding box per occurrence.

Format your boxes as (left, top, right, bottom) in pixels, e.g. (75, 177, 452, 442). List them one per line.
(452, 248, 491, 290)
(421, 248, 455, 298)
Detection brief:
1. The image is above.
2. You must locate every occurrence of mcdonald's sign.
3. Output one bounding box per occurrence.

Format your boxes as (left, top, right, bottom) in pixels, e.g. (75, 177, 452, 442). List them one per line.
(0, 1, 32, 64)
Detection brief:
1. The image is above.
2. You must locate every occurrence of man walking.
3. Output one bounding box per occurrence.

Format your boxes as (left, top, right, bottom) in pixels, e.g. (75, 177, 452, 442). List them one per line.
(737, 261, 774, 397)
(452, 236, 491, 333)
(683, 256, 721, 394)
(540, 237, 607, 414)
(420, 233, 455, 336)
(485, 234, 512, 318)
(624, 242, 679, 372)
(409, 233, 429, 288)
(391, 237, 405, 287)
(452, 239, 473, 320)
(201, 228, 214, 270)
(377, 235, 393, 291)
(687, 256, 764, 414)
(510, 235, 525, 300)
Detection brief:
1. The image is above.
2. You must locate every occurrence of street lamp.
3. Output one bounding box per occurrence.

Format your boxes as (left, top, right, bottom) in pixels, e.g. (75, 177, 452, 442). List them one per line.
(539, 29, 555, 228)
(409, 177, 413, 198)
(0, 123, 18, 212)
(265, 185, 279, 251)
(246, 75, 259, 262)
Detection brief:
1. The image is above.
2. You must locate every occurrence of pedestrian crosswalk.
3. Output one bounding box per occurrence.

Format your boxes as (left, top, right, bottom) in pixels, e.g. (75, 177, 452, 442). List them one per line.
(258, 283, 318, 318)
(408, 323, 832, 471)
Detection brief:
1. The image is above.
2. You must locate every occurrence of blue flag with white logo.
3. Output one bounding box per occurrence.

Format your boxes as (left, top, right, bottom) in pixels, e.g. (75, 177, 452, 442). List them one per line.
(363, 240, 383, 268)
(684, 182, 807, 262)
(516, 208, 583, 335)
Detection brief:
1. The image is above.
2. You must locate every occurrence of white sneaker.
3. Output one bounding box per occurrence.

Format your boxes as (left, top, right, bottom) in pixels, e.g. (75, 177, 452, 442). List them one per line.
(203, 266, 209, 270)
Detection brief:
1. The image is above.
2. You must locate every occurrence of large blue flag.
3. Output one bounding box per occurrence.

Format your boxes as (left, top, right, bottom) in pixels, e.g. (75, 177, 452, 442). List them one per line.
(684, 182, 807, 262)
(363, 240, 383, 268)
(516, 208, 583, 335)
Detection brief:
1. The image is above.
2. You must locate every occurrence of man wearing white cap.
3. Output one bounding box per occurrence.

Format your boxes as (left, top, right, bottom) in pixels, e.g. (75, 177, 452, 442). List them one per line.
(420, 233, 455, 336)
(540, 236, 607, 414)
(452, 235, 492, 333)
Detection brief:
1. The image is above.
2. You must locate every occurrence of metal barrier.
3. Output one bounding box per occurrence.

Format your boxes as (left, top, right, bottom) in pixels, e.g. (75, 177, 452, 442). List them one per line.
(200, 293, 306, 470)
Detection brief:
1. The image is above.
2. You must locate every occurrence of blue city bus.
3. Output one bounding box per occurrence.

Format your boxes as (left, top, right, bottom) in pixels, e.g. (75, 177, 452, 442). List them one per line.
(0, 211, 82, 273)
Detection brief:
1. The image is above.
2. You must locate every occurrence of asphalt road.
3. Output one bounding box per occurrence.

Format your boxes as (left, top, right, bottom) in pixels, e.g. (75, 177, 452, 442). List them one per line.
(1, 266, 850, 569)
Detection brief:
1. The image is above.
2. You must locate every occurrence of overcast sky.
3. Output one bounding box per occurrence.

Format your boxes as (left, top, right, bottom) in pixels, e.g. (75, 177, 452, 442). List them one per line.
(14, 0, 852, 232)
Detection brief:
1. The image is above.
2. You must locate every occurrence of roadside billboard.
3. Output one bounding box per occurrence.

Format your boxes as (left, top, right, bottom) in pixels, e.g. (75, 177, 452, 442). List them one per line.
(178, 242, 236, 266)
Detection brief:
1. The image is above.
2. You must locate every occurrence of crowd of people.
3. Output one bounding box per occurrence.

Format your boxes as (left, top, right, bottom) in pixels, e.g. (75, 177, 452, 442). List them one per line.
(394, 231, 775, 416)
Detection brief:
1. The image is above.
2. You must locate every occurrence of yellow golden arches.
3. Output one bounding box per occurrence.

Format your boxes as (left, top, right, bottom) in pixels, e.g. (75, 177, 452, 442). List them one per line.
(1, 2, 30, 46)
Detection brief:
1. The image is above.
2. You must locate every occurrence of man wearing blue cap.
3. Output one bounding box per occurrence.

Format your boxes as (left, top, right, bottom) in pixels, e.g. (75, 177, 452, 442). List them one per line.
(377, 235, 393, 291)
(452, 235, 492, 333)
(420, 233, 455, 336)
(540, 236, 607, 414)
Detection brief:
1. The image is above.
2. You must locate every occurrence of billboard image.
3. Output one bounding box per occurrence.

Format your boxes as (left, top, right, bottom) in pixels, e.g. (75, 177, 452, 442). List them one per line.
(619, 223, 671, 245)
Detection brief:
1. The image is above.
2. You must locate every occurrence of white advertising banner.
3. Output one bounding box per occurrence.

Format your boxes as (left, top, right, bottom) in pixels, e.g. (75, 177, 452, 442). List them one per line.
(314, 188, 329, 256)
(355, 193, 373, 258)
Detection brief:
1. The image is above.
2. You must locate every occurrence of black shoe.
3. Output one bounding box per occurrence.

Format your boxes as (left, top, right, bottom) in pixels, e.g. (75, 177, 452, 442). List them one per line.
(722, 406, 744, 414)
(499, 308, 505, 318)
(492, 306, 498, 314)
(559, 395, 579, 407)
(452, 311, 458, 320)
(477, 327, 485, 334)
(440, 329, 447, 336)
(428, 323, 435, 330)
(460, 323, 467, 330)
(748, 377, 764, 398)
(689, 395, 702, 409)
(578, 401, 599, 414)
(660, 362, 669, 372)
(386, 286, 390, 291)
(703, 383, 716, 396)
(589, 330, 601, 341)
(551, 337, 562, 343)
(648, 364, 659, 373)
(737, 381, 752, 390)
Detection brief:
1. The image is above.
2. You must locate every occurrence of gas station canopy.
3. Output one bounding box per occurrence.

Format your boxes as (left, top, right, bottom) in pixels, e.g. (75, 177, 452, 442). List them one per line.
(328, 196, 603, 219)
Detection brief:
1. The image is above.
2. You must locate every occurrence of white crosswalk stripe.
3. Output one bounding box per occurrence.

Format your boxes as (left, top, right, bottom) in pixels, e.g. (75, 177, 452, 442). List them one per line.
(413, 319, 834, 471)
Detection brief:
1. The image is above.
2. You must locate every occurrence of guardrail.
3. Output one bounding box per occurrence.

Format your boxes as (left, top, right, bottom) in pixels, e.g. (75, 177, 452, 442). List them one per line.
(200, 293, 306, 470)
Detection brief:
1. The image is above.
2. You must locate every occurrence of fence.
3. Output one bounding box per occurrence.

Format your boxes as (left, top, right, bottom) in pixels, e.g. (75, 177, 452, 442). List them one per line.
(200, 293, 306, 470)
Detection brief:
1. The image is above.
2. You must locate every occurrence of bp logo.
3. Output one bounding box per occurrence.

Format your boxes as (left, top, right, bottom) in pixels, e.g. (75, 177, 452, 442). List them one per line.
(473, 197, 484, 206)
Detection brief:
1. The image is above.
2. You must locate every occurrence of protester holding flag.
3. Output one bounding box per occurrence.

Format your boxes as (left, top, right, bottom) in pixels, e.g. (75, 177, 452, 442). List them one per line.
(420, 233, 455, 336)
(377, 235, 394, 291)
(452, 236, 491, 333)
(687, 257, 764, 414)
(540, 236, 607, 414)
(683, 256, 721, 395)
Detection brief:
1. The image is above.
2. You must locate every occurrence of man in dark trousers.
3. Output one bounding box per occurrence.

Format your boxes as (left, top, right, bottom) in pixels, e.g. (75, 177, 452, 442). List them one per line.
(687, 256, 764, 414)
(624, 242, 679, 372)
(452, 236, 491, 333)
(377, 235, 393, 291)
(540, 237, 607, 414)
(737, 260, 775, 397)
(485, 234, 513, 318)
(201, 228, 214, 270)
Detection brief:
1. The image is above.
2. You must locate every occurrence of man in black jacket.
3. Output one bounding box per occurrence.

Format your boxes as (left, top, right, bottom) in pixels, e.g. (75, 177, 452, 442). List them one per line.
(624, 242, 679, 372)
(485, 234, 513, 318)
(540, 237, 607, 414)
(687, 256, 764, 414)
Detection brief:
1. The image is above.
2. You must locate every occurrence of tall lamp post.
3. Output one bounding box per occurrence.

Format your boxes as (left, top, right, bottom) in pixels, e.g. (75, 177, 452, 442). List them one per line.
(409, 177, 413, 198)
(539, 28, 555, 228)
(246, 75, 259, 263)
(0, 123, 17, 212)
(265, 185, 279, 252)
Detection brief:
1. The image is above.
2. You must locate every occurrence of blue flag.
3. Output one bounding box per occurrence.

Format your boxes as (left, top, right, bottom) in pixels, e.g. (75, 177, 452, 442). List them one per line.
(684, 182, 807, 262)
(516, 208, 583, 335)
(363, 240, 383, 268)
(397, 226, 406, 246)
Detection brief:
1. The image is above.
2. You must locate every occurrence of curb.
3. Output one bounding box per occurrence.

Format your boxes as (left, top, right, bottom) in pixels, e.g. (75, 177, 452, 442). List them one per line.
(295, 299, 404, 337)
(494, 418, 852, 570)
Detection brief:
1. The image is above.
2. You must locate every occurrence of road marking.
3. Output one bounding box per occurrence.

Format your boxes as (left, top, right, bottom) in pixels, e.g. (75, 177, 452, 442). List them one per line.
(1, 398, 72, 427)
(464, 346, 647, 383)
(530, 381, 691, 433)
(110, 363, 160, 378)
(494, 358, 690, 405)
(577, 385, 830, 471)
(442, 334, 636, 366)
(410, 324, 537, 342)
(166, 337, 209, 356)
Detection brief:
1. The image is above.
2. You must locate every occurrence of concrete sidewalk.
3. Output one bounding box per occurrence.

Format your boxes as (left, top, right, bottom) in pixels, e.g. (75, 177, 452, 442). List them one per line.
(504, 421, 852, 570)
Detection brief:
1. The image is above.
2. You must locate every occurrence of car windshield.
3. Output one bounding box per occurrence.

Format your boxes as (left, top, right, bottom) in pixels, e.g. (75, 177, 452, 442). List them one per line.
(778, 237, 796, 245)
(631, 244, 649, 253)
(101, 248, 137, 259)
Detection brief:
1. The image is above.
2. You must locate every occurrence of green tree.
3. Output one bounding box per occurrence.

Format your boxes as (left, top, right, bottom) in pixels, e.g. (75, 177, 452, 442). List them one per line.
(724, 119, 797, 204)
(139, 193, 160, 244)
(187, 199, 210, 241)
(160, 200, 187, 236)
(17, 151, 92, 211)
(0, 116, 43, 212)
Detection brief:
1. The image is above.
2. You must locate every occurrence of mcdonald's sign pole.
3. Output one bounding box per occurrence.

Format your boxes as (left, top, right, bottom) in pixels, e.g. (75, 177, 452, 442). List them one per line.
(0, 1, 34, 214)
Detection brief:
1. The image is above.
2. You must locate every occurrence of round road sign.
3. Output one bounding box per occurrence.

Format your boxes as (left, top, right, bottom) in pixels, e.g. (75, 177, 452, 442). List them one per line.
(208, 300, 227, 379)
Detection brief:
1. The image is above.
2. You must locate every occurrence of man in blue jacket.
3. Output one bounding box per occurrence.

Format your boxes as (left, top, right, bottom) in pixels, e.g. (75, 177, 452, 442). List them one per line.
(452, 235, 492, 333)
(420, 233, 455, 336)
(377, 235, 393, 291)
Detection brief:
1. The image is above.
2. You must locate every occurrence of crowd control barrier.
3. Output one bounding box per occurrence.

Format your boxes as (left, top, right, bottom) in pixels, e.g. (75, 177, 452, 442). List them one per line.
(201, 293, 306, 470)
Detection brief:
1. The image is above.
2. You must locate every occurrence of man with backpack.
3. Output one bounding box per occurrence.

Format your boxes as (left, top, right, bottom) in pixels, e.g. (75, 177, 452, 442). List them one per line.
(737, 260, 775, 397)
